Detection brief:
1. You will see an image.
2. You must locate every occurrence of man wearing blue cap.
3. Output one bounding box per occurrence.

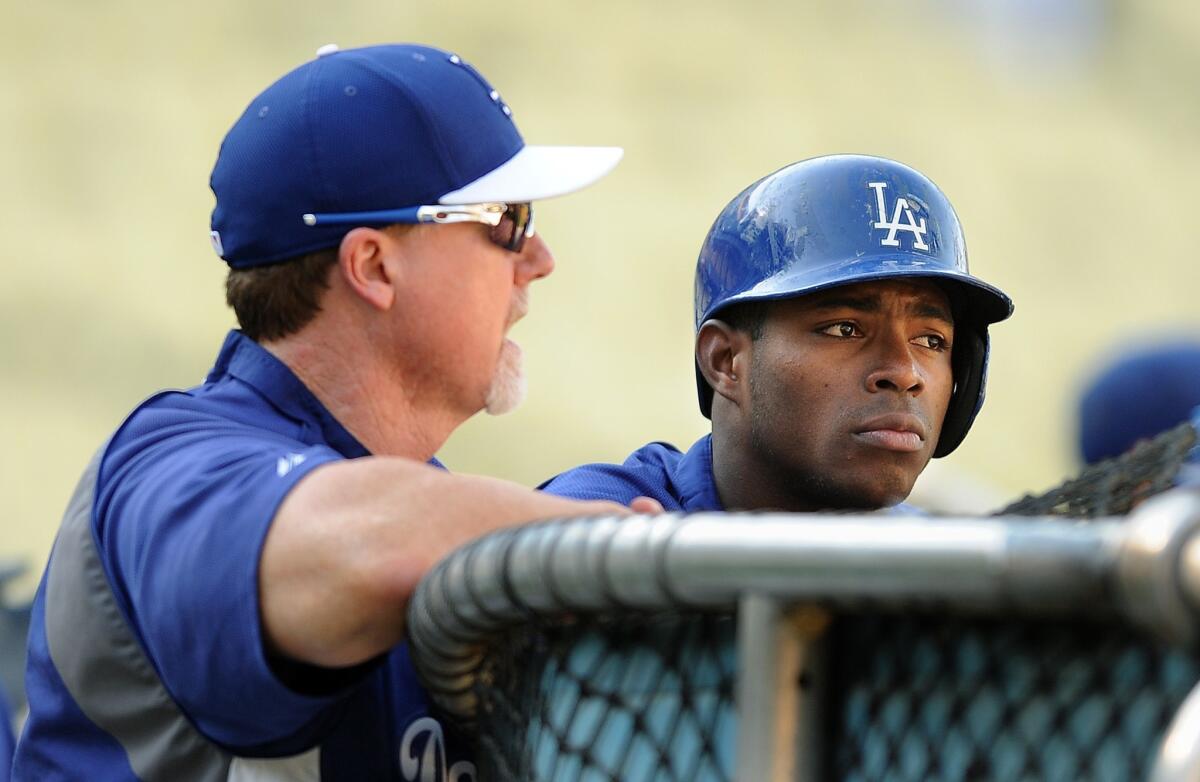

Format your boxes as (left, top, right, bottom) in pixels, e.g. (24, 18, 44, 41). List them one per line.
(1077, 340, 1200, 465)
(15, 43, 652, 780)
(543, 155, 1013, 514)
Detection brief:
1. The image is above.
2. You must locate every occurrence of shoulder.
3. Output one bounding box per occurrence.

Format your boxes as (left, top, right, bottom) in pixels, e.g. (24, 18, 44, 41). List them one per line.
(112, 376, 304, 451)
(93, 380, 343, 561)
(539, 441, 686, 508)
(102, 377, 312, 485)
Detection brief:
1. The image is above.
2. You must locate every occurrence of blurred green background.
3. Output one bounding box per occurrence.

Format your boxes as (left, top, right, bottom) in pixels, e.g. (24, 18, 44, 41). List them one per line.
(4, 0, 1199, 595)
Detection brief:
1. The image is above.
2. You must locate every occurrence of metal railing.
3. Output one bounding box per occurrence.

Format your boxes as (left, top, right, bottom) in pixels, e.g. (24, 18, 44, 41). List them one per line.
(406, 488, 1200, 781)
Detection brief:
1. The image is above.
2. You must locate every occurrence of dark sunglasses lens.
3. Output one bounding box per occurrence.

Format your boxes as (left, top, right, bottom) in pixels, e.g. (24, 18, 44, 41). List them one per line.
(489, 203, 532, 252)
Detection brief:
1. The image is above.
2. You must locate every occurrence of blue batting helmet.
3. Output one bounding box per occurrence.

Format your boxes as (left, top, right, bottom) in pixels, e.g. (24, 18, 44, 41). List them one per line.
(694, 154, 1014, 457)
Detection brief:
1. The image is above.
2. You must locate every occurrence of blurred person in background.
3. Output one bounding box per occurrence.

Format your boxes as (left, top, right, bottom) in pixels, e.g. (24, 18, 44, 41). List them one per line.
(1077, 339, 1200, 465)
(14, 43, 657, 781)
(543, 155, 1014, 514)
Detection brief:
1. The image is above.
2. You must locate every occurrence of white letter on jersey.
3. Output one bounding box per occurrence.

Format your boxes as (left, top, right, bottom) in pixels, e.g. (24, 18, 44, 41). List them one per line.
(276, 453, 307, 477)
(868, 181, 929, 251)
(399, 717, 477, 782)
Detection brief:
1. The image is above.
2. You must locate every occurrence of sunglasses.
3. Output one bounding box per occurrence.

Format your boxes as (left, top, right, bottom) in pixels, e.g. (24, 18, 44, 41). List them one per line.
(302, 202, 535, 253)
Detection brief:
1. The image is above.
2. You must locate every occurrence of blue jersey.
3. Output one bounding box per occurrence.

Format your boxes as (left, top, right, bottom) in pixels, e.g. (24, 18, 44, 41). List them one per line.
(15, 331, 473, 781)
(540, 434, 923, 515)
(541, 437, 723, 512)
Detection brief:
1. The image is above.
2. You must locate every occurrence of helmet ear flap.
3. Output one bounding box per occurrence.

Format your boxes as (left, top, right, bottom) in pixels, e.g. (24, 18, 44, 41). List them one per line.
(934, 327, 987, 458)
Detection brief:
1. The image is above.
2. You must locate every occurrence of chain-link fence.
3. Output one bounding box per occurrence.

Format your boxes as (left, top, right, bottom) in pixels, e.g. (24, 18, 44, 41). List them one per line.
(461, 611, 1198, 781)
(1000, 420, 1196, 518)
(830, 615, 1198, 781)
(473, 613, 735, 782)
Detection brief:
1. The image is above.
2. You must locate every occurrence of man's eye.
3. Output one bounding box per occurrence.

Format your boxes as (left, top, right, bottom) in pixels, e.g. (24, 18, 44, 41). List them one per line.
(820, 322, 859, 338)
(916, 334, 948, 350)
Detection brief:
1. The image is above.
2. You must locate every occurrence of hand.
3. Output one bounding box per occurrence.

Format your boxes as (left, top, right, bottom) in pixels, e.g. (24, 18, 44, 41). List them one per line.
(630, 496, 664, 514)
(536, 495, 661, 518)
(548, 496, 663, 517)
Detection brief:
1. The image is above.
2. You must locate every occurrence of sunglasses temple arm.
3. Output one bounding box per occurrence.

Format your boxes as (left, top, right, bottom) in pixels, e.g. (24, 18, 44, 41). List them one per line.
(302, 206, 425, 227)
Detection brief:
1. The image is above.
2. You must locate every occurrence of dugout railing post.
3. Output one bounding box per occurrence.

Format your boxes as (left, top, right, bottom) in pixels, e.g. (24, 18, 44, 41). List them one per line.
(734, 597, 829, 782)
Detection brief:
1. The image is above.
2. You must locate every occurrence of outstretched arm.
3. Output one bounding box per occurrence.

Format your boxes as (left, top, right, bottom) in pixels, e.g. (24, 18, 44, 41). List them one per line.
(259, 456, 652, 668)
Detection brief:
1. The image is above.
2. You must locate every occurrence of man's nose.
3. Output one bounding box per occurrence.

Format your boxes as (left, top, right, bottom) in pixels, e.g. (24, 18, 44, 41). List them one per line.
(865, 336, 924, 394)
(515, 233, 555, 285)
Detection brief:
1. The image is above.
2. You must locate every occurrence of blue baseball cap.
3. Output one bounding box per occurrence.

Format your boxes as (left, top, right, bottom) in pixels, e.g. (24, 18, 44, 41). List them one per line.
(210, 43, 623, 268)
(1078, 340, 1200, 464)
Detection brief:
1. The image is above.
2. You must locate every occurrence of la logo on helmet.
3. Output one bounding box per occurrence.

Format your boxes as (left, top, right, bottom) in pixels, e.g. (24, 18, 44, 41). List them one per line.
(868, 181, 929, 251)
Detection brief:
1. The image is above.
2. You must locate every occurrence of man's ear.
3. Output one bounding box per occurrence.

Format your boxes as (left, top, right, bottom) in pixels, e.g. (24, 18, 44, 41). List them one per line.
(697, 319, 752, 408)
(337, 227, 398, 311)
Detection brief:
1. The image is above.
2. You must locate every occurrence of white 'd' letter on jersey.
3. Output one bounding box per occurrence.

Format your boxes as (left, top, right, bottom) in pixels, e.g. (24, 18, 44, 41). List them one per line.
(399, 717, 477, 782)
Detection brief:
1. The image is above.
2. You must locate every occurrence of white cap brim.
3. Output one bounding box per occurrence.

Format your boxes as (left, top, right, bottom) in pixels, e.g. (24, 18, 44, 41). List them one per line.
(438, 145, 624, 204)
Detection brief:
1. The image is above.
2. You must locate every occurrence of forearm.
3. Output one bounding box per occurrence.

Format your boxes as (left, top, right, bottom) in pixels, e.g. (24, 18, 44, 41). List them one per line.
(259, 457, 624, 668)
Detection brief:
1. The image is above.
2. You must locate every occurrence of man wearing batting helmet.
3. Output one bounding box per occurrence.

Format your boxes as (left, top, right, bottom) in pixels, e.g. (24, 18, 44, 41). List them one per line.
(543, 155, 1013, 513)
(14, 43, 656, 781)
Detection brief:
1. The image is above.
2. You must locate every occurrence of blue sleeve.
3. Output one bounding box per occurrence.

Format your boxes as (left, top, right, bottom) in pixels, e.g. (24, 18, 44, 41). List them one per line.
(95, 415, 350, 752)
(540, 464, 683, 511)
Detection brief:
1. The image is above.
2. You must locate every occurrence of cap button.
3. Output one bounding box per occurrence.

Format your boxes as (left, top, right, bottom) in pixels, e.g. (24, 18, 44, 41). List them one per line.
(316, 43, 339, 58)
